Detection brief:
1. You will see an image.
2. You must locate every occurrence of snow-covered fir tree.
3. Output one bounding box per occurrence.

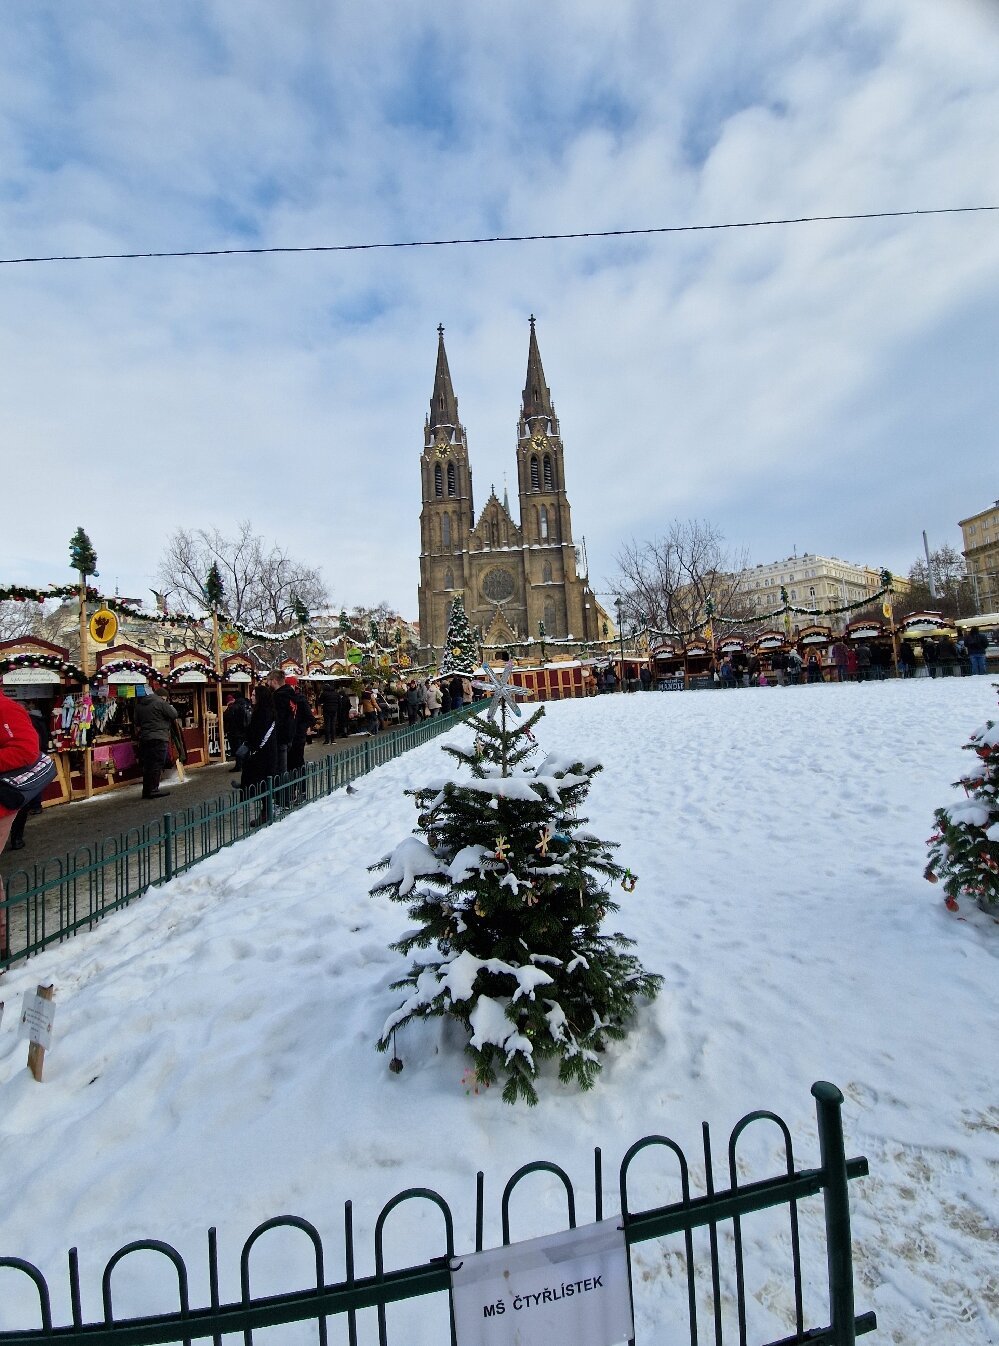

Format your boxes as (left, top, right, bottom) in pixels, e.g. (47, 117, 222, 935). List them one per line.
(925, 685, 999, 912)
(438, 594, 478, 677)
(369, 661, 662, 1103)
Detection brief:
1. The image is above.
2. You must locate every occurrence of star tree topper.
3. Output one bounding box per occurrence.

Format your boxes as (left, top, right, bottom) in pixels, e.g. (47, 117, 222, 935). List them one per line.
(475, 661, 533, 722)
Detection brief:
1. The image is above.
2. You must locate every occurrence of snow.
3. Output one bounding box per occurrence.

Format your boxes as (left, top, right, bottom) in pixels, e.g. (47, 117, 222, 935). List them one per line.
(1, 678, 999, 1344)
(376, 834, 444, 894)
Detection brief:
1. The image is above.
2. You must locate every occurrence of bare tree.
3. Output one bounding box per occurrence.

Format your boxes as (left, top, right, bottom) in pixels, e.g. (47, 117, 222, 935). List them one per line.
(0, 600, 71, 645)
(158, 522, 330, 631)
(614, 520, 753, 634)
(899, 544, 974, 620)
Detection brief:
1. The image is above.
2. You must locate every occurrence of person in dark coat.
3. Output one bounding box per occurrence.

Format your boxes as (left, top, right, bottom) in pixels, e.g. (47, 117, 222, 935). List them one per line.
(266, 670, 297, 781)
(966, 627, 989, 676)
(223, 692, 252, 770)
(239, 684, 277, 826)
(319, 684, 340, 743)
(448, 673, 464, 710)
(133, 688, 179, 799)
(285, 675, 315, 802)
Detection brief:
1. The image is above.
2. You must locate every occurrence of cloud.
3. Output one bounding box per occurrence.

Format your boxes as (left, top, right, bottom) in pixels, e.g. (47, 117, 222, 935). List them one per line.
(1, 0, 996, 612)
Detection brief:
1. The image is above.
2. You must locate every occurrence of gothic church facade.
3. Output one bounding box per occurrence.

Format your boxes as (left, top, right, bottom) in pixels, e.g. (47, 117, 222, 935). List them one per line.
(418, 319, 599, 658)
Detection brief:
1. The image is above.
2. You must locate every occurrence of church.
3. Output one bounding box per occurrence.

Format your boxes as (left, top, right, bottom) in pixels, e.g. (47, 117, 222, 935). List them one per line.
(417, 318, 602, 659)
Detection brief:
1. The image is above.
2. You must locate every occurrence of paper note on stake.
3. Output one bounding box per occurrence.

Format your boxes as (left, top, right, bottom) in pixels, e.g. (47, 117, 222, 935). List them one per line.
(20, 989, 56, 1049)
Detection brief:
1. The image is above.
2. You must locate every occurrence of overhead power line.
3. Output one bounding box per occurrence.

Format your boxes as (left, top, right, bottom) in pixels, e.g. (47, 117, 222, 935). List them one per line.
(0, 204, 996, 267)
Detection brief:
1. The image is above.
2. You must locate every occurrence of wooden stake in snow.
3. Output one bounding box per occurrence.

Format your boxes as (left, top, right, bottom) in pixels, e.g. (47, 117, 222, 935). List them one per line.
(21, 984, 56, 1082)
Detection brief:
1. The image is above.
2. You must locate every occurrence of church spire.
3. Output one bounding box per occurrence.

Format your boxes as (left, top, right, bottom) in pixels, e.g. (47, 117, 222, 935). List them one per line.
(522, 314, 554, 421)
(429, 323, 459, 430)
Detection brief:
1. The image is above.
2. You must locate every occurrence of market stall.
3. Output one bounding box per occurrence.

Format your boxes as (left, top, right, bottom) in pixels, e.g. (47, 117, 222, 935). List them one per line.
(161, 649, 215, 766)
(753, 630, 788, 683)
(505, 659, 578, 702)
(796, 625, 834, 681)
(650, 640, 685, 690)
(683, 637, 714, 688)
(0, 638, 81, 806)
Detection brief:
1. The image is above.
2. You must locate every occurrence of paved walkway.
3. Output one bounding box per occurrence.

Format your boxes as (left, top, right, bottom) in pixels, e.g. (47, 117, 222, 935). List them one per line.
(5, 732, 386, 871)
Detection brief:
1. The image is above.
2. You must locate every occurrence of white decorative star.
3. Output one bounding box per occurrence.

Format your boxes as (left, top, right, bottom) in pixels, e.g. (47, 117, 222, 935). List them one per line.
(477, 661, 532, 721)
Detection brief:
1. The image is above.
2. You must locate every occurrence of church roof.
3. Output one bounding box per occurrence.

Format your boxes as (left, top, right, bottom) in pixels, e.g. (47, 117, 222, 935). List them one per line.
(428, 324, 459, 430)
(522, 314, 554, 420)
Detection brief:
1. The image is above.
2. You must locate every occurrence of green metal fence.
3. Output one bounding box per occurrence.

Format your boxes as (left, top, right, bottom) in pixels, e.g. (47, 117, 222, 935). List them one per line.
(0, 1082, 874, 1345)
(1, 709, 475, 972)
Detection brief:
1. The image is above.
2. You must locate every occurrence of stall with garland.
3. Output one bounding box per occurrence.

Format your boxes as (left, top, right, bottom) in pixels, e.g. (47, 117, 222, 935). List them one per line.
(161, 650, 217, 766)
(0, 638, 83, 806)
(649, 639, 685, 689)
(752, 630, 789, 681)
(682, 636, 714, 688)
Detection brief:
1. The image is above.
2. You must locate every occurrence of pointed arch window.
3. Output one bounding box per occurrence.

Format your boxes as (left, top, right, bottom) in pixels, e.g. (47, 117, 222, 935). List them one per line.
(442, 513, 451, 550)
(444, 568, 454, 590)
(530, 456, 540, 491)
(544, 598, 557, 635)
(447, 462, 457, 497)
(540, 506, 549, 541)
(434, 463, 443, 498)
(543, 455, 553, 491)
(542, 561, 553, 584)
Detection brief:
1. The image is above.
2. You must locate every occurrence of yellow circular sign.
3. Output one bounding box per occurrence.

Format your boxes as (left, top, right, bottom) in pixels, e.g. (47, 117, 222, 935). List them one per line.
(219, 628, 242, 654)
(307, 638, 325, 660)
(400, 654, 411, 668)
(89, 609, 118, 644)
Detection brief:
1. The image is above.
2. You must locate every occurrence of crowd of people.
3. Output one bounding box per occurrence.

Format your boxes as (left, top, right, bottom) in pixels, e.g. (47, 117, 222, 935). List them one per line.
(221, 671, 479, 827)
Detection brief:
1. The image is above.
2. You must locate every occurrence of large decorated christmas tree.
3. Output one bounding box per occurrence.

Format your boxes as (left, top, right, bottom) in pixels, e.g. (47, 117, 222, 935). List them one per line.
(438, 594, 478, 678)
(369, 661, 662, 1103)
(925, 685, 999, 913)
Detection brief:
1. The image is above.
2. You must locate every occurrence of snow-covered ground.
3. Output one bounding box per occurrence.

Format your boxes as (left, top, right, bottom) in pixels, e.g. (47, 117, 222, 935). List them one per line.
(1, 678, 997, 1344)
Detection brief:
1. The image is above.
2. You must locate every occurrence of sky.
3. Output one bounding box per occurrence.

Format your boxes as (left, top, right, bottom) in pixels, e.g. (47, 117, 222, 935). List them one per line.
(2, 0, 998, 618)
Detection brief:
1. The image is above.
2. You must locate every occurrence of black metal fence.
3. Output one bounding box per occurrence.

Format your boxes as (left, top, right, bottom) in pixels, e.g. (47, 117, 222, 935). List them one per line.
(0, 1082, 874, 1345)
(1, 709, 475, 972)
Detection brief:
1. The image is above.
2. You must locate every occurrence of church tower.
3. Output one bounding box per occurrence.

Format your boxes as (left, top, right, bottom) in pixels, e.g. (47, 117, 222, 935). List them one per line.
(417, 319, 598, 660)
(515, 316, 585, 641)
(418, 326, 475, 649)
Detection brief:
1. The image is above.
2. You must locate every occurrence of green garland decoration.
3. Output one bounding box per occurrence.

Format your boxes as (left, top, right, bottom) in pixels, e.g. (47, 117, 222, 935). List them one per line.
(0, 652, 86, 680)
(0, 584, 101, 604)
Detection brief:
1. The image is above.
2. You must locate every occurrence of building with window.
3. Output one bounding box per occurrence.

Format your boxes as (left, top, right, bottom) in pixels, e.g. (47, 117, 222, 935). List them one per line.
(732, 554, 895, 633)
(959, 499, 999, 614)
(418, 319, 601, 657)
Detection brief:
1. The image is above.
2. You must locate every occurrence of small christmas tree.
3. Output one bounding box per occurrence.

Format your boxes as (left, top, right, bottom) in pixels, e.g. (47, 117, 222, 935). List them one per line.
(438, 594, 478, 677)
(925, 686, 999, 913)
(68, 527, 98, 581)
(203, 562, 225, 612)
(369, 661, 662, 1103)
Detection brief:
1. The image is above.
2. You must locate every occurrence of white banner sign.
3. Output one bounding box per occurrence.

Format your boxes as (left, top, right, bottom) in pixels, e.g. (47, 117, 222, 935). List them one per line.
(450, 1218, 633, 1346)
(19, 992, 56, 1050)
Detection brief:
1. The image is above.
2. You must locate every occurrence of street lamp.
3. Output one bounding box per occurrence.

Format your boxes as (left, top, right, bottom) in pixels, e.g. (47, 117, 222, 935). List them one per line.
(614, 598, 626, 692)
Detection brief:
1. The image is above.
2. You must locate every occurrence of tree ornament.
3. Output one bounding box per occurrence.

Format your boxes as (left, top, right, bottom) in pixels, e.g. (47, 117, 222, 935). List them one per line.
(523, 887, 540, 907)
(474, 900, 487, 918)
(493, 835, 510, 861)
(621, 869, 638, 892)
(535, 825, 552, 857)
(945, 895, 960, 912)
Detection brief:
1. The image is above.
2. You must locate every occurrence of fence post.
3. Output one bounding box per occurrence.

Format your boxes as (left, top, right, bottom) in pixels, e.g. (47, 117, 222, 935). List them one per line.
(363, 739, 372, 774)
(162, 813, 174, 884)
(812, 1081, 856, 1346)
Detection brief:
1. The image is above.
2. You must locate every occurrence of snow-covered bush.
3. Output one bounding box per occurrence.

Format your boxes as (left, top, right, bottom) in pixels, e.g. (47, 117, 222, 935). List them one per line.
(925, 684, 999, 912)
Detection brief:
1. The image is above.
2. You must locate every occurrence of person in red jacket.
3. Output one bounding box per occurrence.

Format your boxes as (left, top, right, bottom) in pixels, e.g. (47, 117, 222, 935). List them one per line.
(1, 690, 43, 960)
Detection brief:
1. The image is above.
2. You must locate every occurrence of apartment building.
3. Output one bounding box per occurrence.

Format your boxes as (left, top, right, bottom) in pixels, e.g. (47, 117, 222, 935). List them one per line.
(959, 499, 999, 614)
(733, 554, 892, 633)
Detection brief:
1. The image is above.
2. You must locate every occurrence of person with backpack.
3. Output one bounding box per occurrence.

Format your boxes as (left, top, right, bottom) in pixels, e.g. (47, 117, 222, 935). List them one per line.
(223, 692, 253, 770)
